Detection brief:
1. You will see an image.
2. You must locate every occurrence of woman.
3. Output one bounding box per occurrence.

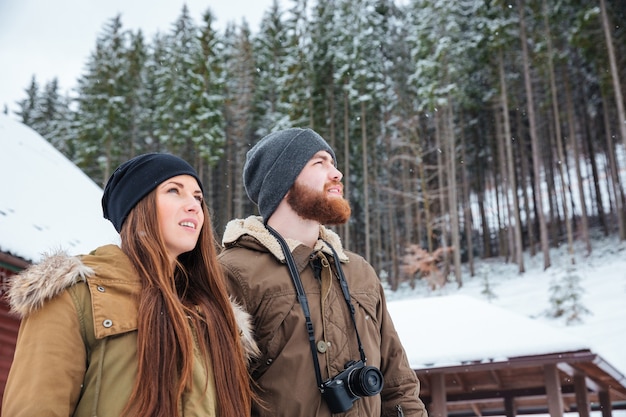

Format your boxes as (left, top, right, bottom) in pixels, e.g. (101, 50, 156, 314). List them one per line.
(3, 153, 258, 417)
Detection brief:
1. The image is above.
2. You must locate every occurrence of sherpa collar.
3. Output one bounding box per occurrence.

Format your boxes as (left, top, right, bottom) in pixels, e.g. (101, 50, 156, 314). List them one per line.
(221, 215, 349, 263)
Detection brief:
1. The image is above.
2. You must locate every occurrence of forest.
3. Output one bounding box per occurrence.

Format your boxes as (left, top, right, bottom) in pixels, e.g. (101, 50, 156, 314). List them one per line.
(7, 0, 626, 291)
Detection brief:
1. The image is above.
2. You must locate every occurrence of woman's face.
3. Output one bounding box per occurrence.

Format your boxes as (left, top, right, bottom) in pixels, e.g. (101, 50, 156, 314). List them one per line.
(155, 174, 204, 263)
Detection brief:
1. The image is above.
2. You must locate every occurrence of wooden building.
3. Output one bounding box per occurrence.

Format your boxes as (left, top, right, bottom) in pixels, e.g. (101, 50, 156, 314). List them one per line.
(416, 348, 626, 417)
(389, 295, 626, 417)
(0, 254, 28, 405)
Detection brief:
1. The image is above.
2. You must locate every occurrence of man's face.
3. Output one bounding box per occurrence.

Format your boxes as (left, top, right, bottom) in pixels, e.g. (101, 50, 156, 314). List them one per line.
(286, 151, 351, 225)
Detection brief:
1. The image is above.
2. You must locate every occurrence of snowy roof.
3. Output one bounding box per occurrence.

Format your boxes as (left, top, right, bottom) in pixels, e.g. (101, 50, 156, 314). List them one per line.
(388, 294, 590, 369)
(0, 115, 119, 263)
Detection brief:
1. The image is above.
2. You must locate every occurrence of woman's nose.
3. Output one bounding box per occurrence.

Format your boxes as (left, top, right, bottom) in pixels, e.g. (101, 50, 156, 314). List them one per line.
(186, 196, 202, 212)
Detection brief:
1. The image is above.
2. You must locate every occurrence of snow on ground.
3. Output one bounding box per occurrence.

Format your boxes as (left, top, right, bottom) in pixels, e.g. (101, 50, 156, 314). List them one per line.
(385, 232, 626, 376)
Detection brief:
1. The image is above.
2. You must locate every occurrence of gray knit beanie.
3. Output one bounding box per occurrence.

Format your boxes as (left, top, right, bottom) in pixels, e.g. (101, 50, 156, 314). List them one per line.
(243, 128, 336, 222)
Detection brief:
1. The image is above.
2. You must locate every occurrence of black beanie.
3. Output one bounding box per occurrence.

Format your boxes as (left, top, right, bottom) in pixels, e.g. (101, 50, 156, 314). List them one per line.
(243, 128, 336, 222)
(102, 153, 203, 232)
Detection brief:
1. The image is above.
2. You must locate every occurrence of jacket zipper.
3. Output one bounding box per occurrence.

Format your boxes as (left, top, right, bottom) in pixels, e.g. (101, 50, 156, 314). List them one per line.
(396, 404, 405, 417)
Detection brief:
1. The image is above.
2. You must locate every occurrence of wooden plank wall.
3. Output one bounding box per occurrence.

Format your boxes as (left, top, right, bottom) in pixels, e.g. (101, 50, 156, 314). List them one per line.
(0, 266, 20, 414)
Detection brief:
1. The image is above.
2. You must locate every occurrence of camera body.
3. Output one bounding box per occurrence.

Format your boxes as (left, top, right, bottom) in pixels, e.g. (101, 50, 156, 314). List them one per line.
(320, 360, 384, 413)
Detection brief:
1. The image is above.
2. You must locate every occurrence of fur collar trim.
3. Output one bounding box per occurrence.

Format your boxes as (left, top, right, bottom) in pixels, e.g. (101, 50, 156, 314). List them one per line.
(222, 215, 349, 262)
(8, 250, 93, 318)
(7, 249, 259, 360)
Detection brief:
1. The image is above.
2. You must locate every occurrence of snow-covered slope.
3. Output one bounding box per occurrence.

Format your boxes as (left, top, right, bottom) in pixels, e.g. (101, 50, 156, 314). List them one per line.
(0, 115, 119, 263)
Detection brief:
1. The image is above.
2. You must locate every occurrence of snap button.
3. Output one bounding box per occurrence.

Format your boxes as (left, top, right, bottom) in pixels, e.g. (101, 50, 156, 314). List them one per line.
(103, 319, 113, 328)
(97, 286, 105, 292)
(317, 340, 328, 353)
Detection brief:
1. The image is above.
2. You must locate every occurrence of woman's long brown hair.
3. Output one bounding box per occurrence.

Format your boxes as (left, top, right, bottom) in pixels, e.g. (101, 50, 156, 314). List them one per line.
(119, 192, 253, 417)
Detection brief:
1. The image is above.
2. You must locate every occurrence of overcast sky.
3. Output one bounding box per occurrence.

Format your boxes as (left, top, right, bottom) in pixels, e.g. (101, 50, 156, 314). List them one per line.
(0, 0, 283, 115)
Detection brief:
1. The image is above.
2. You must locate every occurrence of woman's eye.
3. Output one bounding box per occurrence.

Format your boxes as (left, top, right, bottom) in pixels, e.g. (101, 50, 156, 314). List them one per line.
(167, 187, 179, 194)
(195, 195, 203, 203)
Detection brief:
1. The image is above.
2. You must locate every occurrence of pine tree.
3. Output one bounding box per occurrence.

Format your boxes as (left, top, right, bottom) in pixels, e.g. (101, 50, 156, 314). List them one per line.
(144, 32, 170, 154)
(279, 0, 313, 128)
(222, 21, 259, 224)
(74, 15, 135, 184)
(15, 76, 76, 158)
(252, 0, 292, 135)
(15, 76, 40, 126)
(155, 5, 203, 157)
(194, 8, 227, 168)
(35, 79, 75, 156)
(307, 0, 339, 135)
(125, 29, 149, 156)
(545, 267, 591, 325)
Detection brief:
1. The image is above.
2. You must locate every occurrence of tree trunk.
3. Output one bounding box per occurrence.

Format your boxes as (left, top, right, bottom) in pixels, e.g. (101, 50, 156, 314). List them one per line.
(435, 110, 450, 281)
(563, 70, 591, 255)
(517, 109, 536, 257)
(361, 99, 371, 261)
(401, 157, 415, 246)
(543, 1, 574, 264)
(343, 87, 351, 249)
(581, 87, 609, 236)
(518, 0, 550, 269)
(498, 47, 524, 272)
(460, 112, 475, 276)
(446, 103, 462, 286)
(494, 97, 513, 262)
(543, 120, 560, 248)
(599, 0, 626, 160)
(602, 90, 626, 238)
(478, 190, 491, 258)
(417, 134, 433, 253)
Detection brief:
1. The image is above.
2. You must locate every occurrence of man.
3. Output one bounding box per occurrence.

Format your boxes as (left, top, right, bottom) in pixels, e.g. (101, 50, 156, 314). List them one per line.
(219, 128, 428, 417)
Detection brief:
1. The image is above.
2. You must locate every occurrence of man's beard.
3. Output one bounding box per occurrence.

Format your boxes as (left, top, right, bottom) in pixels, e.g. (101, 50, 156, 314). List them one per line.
(286, 180, 351, 225)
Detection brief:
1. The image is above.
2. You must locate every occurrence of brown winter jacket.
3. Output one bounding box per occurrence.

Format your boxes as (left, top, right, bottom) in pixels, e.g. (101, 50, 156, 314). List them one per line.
(218, 216, 428, 417)
(2, 244, 258, 417)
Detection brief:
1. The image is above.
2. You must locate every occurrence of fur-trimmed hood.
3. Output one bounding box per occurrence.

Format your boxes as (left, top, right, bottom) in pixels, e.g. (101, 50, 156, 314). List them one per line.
(8, 251, 93, 318)
(7, 247, 259, 360)
(221, 215, 349, 263)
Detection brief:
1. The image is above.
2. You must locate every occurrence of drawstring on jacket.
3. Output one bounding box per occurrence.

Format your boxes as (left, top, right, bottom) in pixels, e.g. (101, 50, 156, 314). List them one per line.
(91, 337, 107, 416)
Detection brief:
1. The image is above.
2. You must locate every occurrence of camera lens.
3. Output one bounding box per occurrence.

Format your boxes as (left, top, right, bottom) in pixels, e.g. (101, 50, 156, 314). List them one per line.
(349, 365, 384, 397)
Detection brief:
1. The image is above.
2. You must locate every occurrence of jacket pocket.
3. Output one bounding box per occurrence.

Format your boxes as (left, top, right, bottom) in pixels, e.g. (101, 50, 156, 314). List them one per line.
(251, 292, 298, 378)
(351, 291, 380, 330)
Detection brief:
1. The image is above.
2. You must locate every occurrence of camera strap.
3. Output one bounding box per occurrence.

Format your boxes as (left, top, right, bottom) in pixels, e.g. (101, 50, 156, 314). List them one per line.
(322, 239, 367, 365)
(266, 225, 368, 390)
(266, 225, 324, 387)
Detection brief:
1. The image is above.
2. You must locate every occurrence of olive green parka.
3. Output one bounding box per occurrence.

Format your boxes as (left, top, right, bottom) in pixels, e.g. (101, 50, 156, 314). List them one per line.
(2, 244, 258, 417)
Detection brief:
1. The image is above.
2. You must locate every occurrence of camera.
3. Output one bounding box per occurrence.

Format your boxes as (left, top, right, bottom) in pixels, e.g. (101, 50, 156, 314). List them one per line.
(320, 360, 384, 413)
